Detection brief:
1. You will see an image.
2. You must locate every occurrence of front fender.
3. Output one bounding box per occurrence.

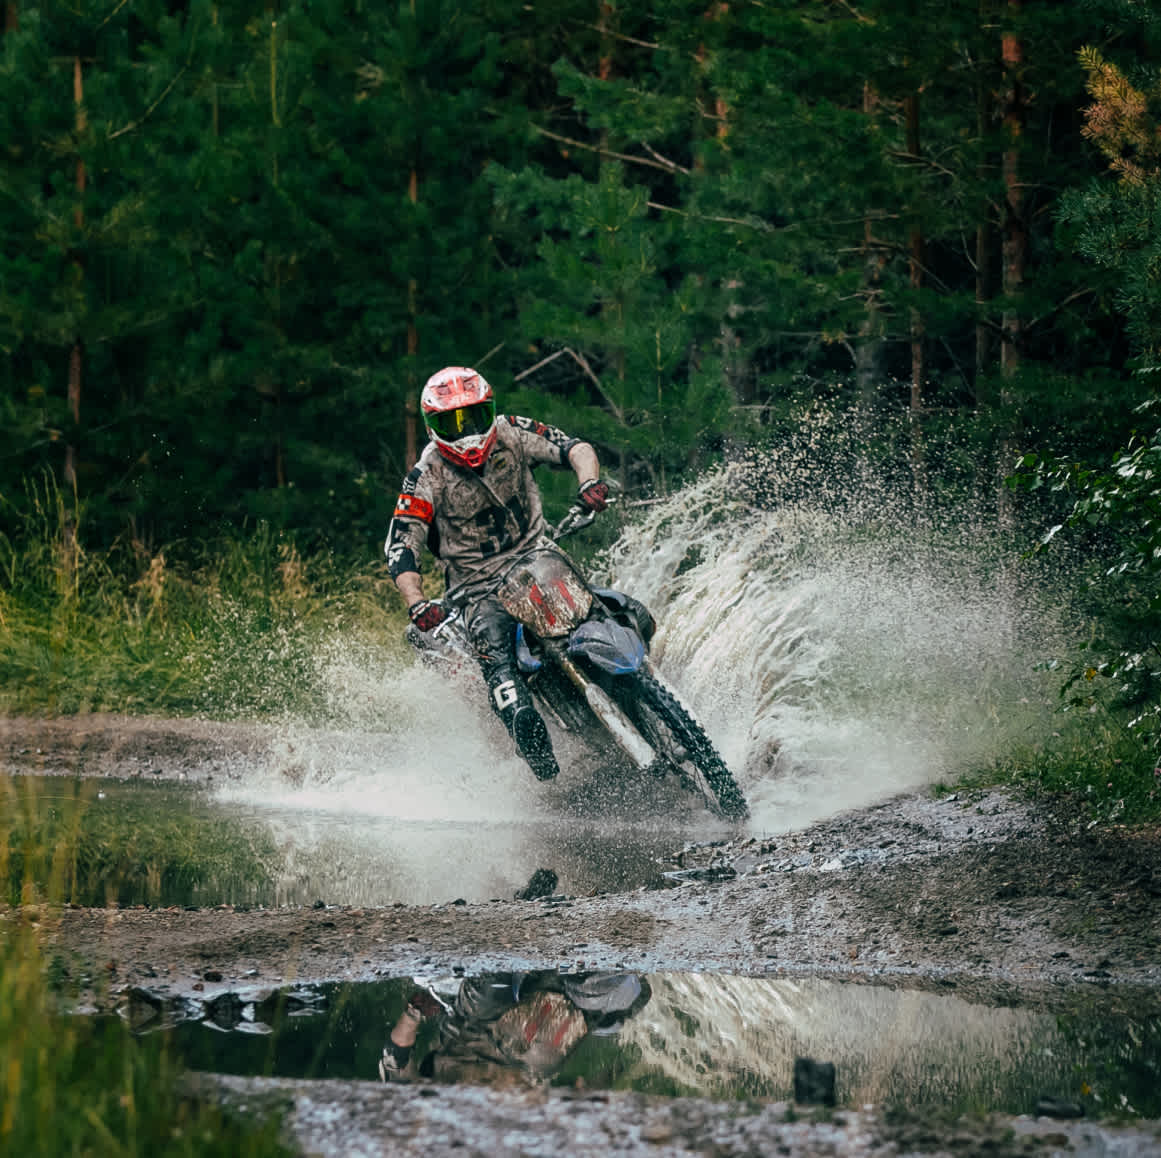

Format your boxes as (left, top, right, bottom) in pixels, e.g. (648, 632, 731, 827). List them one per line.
(567, 619, 645, 676)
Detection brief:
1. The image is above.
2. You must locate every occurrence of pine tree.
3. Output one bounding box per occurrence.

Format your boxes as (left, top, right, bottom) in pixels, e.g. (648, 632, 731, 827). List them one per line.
(0, 0, 212, 549)
(1061, 40, 1161, 371)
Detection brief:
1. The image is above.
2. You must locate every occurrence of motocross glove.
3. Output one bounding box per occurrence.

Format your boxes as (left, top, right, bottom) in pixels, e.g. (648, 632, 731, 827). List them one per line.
(577, 479, 610, 513)
(408, 600, 448, 633)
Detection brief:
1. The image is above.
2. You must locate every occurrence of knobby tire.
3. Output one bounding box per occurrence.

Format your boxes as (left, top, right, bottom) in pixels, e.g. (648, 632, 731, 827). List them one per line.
(628, 669, 749, 822)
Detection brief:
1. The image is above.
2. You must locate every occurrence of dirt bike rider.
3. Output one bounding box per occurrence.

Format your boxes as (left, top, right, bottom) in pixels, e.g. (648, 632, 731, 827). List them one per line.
(386, 365, 611, 782)
(379, 970, 650, 1086)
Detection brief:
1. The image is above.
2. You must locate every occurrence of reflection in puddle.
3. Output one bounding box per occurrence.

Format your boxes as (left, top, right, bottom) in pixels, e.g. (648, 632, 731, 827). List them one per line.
(11, 775, 694, 906)
(118, 972, 1161, 1118)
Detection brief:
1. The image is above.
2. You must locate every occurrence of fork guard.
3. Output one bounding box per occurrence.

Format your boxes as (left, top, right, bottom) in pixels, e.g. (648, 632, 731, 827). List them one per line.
(555, 653, 656, 770)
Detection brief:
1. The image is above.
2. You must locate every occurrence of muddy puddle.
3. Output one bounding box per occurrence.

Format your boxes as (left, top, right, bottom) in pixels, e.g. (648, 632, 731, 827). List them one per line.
(7, 775, 698, 907)
(112, 971, 1161, 1118)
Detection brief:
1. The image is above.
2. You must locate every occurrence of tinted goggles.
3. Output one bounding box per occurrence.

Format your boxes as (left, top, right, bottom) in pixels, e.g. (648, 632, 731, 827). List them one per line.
(428, 400, 496, 442)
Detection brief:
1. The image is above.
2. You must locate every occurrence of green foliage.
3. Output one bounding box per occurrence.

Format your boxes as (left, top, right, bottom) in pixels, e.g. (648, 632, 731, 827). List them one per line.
(1011, 402, 1161, 764)
(0, 783, 291, 1157)
(490, 160, 735, 491)
(966, 711, 1160, 824)
(1059, 177, 1161, 372)
(1058, 16, 1161, 371)
(2, 0, 1144, 552)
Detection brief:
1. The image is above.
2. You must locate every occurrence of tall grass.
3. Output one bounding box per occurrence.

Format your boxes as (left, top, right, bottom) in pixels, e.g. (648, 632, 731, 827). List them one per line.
(955, 718, 1161, 824)
(0, 779, 292, 1157)
(0, 476, 413, 719)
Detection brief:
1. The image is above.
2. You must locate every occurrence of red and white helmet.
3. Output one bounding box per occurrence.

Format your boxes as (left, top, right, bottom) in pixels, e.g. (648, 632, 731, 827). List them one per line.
(420, 366, 497, 469)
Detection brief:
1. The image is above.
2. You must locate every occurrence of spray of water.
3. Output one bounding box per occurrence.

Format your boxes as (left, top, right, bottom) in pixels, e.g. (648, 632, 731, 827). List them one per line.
(595, 447, 1068, 833)
(207, 422, 1070, 898)
(211, 639, 692, 903)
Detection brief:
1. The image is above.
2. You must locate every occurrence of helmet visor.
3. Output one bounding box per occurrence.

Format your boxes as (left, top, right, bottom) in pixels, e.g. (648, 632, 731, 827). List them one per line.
(428, 400, 496, 443)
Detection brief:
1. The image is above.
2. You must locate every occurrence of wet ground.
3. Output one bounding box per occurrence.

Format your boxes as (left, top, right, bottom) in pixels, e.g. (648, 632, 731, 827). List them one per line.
(5, 713, 1161, 1155)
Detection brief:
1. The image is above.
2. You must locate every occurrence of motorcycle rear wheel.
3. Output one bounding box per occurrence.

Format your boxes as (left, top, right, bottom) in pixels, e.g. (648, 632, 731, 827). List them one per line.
(618, 669, 749, 822)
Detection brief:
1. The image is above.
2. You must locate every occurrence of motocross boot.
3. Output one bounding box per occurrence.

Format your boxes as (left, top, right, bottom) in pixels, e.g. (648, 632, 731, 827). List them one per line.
(507, 698, 559, 782)
(486, 674, 559, 781)
(469, 598, 560, 782)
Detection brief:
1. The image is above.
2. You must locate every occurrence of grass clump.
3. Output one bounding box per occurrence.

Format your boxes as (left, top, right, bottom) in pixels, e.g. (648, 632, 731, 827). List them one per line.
(954, 711, 1161, 825)
(0, 478, 413, 720)
(1, 917, 294, 1158)
(1, 922, 293, 1158)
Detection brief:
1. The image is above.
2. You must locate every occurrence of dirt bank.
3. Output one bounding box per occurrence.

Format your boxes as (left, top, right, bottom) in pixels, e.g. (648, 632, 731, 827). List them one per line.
(5, 714, 1161, 1156)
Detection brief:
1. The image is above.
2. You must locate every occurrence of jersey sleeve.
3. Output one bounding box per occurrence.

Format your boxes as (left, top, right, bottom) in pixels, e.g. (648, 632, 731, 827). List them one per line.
(502, 415, 580, 467)
(385, 464, 435, 578)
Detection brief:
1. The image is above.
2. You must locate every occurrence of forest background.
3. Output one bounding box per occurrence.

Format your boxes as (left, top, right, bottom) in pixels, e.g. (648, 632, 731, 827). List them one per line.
(2, 0, 1161, 813)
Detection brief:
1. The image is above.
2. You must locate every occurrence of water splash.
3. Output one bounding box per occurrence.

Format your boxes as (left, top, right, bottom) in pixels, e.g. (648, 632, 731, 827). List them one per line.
(210, 643, 693, 902)
(208, 426, 1069, 895)
(214, 651, 533, 824)
(596, 450, 1067, 833)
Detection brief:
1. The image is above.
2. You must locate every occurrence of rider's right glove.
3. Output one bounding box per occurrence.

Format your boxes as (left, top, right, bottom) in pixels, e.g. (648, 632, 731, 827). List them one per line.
(577, 479, 610, 513)
(408, 600, 448, 633)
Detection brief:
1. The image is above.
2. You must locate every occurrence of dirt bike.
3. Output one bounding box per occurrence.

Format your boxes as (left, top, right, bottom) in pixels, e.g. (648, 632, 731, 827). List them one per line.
(406, 505, 749, 822)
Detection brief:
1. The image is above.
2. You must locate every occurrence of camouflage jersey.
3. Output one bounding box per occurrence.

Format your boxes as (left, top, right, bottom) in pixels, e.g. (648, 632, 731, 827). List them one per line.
(385, 415, 581, 604)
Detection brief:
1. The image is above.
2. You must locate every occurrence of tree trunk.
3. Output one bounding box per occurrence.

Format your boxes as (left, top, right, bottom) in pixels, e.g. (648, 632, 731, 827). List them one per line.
(1000, 2, 1025, 381)
(4, 2, 17, 33)
(905, 92, 924, 415)
(856, 82, 886, 409)
(595, 0, 630, 492)
(268, 14, 287, 488)
(402, 0, 421, 470)
(974, 0, 996, 393)
(692, 4, 746, 407)
(405, 166, 420, 469)
(62, 53, 86, 587)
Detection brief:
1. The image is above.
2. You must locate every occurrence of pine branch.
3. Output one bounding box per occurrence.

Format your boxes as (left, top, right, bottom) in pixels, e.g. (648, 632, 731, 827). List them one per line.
(645, 200, 776, 232)
(107, 65, 189, 141)
(514, 347, 624, 423)
(530, 124, 686, 175)
(566, 20, 665, 51)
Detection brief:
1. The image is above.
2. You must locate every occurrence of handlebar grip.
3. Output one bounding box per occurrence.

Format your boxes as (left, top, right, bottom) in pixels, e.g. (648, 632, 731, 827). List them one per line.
(431, 608, 461, 639)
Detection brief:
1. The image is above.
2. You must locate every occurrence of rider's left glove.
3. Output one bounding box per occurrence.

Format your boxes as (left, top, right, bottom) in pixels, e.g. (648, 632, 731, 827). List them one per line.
(405, 989, 445, 1021)
(409, 600, 448, 632)
(577, 479, 610, 513)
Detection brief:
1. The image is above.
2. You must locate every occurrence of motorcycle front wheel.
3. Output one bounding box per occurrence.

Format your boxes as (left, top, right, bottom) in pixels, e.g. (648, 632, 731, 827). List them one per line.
(616, 669, 749, 822)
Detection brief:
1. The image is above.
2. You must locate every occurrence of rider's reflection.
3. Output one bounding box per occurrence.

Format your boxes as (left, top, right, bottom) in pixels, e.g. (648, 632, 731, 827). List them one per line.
(379, 971, 651, 1087)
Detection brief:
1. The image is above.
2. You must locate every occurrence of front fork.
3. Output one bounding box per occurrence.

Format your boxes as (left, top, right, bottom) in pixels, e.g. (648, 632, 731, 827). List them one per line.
(548, 644, 656, 770)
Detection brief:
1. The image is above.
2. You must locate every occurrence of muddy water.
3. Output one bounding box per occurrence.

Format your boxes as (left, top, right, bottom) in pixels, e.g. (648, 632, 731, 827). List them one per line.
(116, 972, 1161, 1118)
(14, 774, 701, 907)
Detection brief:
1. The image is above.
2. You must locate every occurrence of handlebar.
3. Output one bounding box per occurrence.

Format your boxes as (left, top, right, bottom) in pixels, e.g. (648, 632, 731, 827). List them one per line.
(552, 493, 618, 541)
(551, 505, 597, 541)
(430, 607, 463, 640)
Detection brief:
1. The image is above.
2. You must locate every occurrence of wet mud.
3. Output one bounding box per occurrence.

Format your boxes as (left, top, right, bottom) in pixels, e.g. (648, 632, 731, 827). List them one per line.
(5, 713, 1161, 1156)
